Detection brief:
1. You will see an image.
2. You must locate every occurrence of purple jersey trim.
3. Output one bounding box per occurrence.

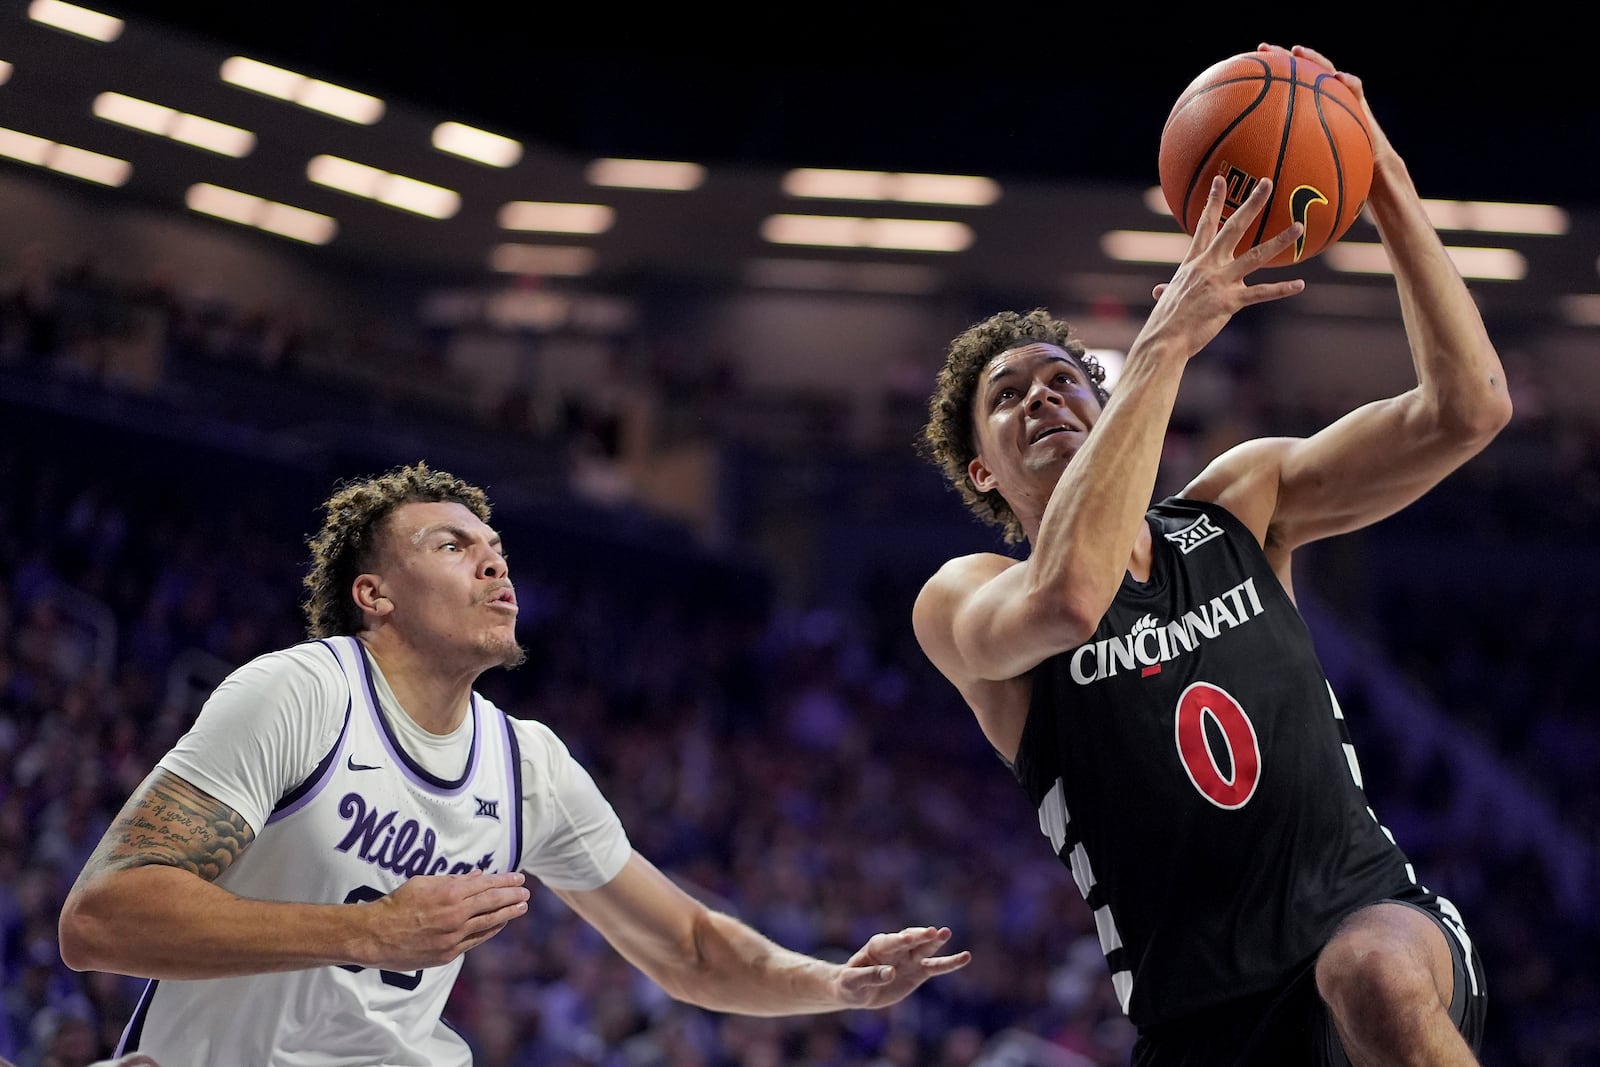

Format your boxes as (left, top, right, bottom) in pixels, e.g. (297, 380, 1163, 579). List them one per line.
(267, 639, 353, 824)
(503, 712, 524, 874)
(348, 636, 481, 796)
(115, 976, 158, 1053)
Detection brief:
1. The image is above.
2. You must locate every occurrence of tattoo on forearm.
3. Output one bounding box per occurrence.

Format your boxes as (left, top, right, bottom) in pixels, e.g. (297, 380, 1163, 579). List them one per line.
(82, 771, 255, 882)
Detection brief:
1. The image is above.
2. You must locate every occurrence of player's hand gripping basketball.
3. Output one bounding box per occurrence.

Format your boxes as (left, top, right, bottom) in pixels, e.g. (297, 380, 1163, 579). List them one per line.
(830, 925, 972, 1009)
(1259, 44, 1396, 177)
(1146, 174, 1305, 355)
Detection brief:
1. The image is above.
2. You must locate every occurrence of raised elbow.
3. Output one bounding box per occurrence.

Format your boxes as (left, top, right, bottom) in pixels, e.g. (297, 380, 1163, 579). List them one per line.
(1426, 370, 1513, 451)
(1478, 386, 1514, 440)
(1449, 386, 1513, 449)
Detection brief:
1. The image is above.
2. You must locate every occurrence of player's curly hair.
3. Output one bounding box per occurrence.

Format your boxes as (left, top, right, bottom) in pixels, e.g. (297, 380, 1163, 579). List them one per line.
(920, 308, 1109, 545)
(302, 462, 492, 638)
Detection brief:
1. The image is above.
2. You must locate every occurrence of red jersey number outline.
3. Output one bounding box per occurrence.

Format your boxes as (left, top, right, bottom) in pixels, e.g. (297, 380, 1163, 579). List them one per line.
(1174, 681, 1260, 809)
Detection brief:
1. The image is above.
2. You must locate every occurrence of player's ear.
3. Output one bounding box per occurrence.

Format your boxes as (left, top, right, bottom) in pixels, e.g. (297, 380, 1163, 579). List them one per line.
(967, 455, 998, 494)
(352, 574, 392, 618)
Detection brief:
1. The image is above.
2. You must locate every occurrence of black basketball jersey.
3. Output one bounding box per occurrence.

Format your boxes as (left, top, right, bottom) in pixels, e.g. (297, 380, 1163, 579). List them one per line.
(1011, 497, 1438, 1028)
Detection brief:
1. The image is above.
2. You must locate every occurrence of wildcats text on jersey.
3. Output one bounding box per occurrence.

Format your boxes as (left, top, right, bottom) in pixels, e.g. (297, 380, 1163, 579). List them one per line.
(335, 792, 496, 877)
(1069, 577, 1266, 685)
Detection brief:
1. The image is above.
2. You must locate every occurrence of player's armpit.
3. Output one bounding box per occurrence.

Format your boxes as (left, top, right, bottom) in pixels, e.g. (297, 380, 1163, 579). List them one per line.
(75, 768, 255, 887)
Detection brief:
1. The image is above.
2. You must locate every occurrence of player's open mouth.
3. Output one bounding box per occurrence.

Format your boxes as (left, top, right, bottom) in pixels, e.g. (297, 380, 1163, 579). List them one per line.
(1031, 426, 1073, 444)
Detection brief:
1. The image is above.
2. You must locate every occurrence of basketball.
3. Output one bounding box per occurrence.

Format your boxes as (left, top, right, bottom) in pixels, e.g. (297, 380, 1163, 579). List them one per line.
(1158, 49, 1373, 269)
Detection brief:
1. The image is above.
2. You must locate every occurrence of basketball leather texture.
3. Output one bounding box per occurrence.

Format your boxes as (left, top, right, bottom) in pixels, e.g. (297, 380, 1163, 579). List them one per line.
(1159, 50, 1373, 269)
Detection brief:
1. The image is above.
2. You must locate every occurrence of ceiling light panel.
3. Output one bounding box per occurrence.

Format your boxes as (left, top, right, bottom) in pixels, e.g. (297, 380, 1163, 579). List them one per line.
(433, 122, 523, 168)
(498, 201, 614, 234)
(27, 0, 122, 42)
(93, 92, 255, 157)
(761, 214, 973, 252)
(1421, 199, 1569, 236)
(1325, 241, 1526, 281)
(186, 182, 337, 245)
(0, 125, 52, 165)
(1100, 230, 1191, 264)
(586, 158, 705, 191)
(220, 56, 384, 124)
(0, 124, 128, 185)
(307, 155, 459, 219)
(782, 168, 999, 206)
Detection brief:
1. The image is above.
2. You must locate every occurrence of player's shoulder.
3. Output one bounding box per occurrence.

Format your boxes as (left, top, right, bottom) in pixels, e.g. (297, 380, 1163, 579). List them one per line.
(1180, 435, 1297, 500)
(913, 550, 1022, 650)
(923, 549, 1021, 593)
(218, 637, 347, 695)
(1176, 435, 1297, 542)
(499, 710, 565, 754)
(471, 690, 557, 742)
(501, 712, 613, 805)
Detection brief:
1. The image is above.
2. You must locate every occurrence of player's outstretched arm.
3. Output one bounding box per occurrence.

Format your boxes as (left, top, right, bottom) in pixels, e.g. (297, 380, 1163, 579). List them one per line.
(553, 851, 970, 1015)
(58, 768, 530, 979)
(1191, 45, 1513, 555)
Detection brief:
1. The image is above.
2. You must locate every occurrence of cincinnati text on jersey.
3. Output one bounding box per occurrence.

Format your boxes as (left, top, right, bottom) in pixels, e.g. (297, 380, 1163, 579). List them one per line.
(1069, 577, 1266, 684)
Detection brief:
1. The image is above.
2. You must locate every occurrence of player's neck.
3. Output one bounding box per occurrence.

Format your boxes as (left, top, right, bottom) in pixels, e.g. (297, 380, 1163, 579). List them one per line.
(356, 632, 476, 735)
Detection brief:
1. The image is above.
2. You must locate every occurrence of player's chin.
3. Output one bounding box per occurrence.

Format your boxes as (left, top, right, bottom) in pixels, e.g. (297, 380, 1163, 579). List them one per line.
(1027, 436, 1079, 468)
(479, 631, 527, 669)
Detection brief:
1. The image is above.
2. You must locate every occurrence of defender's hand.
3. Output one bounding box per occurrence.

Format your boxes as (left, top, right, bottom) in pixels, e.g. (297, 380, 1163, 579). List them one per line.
(359, 870, 530, 970)
(831, 925, 972, 1009)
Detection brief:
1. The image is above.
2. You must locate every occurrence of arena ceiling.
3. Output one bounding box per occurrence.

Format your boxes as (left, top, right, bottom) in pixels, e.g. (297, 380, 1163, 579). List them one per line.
(3, 3, 1595, 325)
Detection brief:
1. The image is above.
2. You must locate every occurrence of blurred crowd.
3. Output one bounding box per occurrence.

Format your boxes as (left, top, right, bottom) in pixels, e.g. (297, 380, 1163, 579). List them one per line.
(2, 251, 1598, 1066)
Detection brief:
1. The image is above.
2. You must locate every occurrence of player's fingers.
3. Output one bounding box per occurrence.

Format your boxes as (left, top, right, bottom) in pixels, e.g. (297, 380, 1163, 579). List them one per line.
(460, 871, 527, 899)
(1288, 44, 1335, 70)
(1247, 218, 1305, 268)
(917, 950, 973, 976)
(461, 896, 528, 939)
(1215, 177, 1273, 243)
(841, 964, 896, 993)
(468, 885, 531, 918)
(1187, 175, 1229, 248)
(868, 926, 951, 960)
(1240, 276, 1306, 308)
(902, 926, 955, 954)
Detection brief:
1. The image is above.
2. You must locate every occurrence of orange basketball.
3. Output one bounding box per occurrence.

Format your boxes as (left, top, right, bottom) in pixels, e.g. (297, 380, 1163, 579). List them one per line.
(1158, 49, 1373, 269)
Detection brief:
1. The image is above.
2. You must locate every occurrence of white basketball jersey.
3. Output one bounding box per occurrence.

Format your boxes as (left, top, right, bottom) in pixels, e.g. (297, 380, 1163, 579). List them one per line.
(119, 636, 524, 1066)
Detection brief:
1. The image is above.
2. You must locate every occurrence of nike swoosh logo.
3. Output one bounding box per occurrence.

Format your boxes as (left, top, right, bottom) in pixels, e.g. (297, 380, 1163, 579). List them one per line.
(347, 756, 382, 772)
(1289, 184, 1329, 261)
